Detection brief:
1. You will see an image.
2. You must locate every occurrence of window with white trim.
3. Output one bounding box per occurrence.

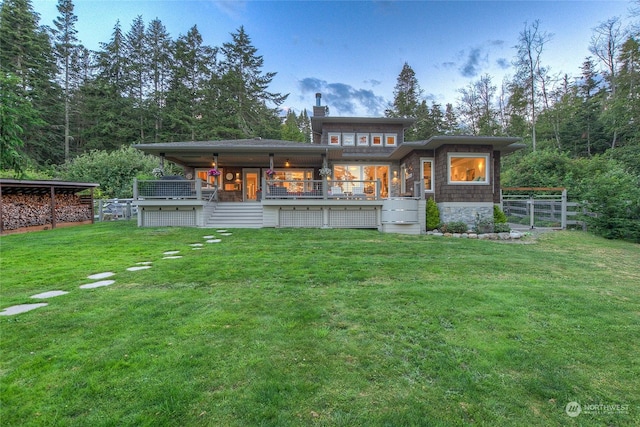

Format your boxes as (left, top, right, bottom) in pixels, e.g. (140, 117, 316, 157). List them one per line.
(421, 158, 434, 192)
(448, 153, 489, 184)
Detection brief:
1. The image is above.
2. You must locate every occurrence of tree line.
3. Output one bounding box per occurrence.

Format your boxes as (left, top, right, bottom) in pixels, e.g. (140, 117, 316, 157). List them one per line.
(384, 8, 639, 242)
(387, 16, 639, 161)
(1, 0, 311, 174)
(1, 0, 638, 240)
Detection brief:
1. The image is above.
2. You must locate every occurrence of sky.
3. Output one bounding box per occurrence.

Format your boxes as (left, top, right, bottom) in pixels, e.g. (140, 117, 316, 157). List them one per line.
(31, 0, 636, 117)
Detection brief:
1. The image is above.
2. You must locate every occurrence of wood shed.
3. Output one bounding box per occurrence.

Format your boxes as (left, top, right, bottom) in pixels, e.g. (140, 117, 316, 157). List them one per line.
(0, 179, 99, 235)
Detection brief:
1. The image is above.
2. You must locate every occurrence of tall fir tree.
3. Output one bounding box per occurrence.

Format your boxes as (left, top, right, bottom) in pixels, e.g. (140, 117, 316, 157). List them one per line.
(386, 62, 421, 118)
(0, 0, 61, 164)
(146, 18, 173, 142)
(52, 0, 79, 161)
(218, 26, 287, 138)
(166, 25, 215, 141)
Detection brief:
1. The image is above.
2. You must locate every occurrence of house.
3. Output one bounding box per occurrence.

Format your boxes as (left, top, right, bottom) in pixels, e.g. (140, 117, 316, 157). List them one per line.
(133, 94, 523, 234)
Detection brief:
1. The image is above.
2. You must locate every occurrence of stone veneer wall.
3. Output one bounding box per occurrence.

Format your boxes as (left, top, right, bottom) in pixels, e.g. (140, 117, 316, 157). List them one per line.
(437, 202, 494, 228)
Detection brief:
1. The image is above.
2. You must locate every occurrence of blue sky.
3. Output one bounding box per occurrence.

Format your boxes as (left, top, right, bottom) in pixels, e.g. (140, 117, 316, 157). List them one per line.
(32, 0, 635, 116)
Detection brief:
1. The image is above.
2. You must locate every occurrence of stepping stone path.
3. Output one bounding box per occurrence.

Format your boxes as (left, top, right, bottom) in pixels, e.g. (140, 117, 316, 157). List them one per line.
(80, 280, 116, 289)
(87, 272, 115, 280)
(126, 266, 151, 271)
(31, 290, 69, 299)
(1, 231, 234, 315)
(0, 303, 48, 316)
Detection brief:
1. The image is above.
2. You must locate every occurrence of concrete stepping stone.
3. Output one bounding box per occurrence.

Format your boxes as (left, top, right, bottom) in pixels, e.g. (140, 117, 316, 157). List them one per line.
(87, 272, 115, 280)
(30, 290, 69, 299)
(202, 235, 215, 239)
(192, 247, 203, 250)
(189, 243, 204, 247)
(163, 251, 180, 255)
(219, 233, 232, 236)
(0, 303, 48, 316)
(215, 230, 227, 233)
(162, 255, 183, 259)
(136, 261, 153, 265)
(80, 280, 115, 289)
(126, 266, 152, 271)
(206, 239, 222, 243)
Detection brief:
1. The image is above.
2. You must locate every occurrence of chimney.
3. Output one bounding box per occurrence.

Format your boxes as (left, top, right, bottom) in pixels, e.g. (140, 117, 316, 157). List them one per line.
(313, 93, 326, 117)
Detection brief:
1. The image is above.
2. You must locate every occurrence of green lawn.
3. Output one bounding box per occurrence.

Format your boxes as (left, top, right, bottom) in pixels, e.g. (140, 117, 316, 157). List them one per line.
(1, 222, 639, 426)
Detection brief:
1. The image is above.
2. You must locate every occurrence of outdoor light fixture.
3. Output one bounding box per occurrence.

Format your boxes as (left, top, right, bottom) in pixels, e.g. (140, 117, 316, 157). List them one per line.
(285, 159, 290, 167)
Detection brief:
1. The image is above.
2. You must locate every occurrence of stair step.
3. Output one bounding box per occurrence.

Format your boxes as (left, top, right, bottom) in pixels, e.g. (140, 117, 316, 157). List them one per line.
(205, 203, 263, 228)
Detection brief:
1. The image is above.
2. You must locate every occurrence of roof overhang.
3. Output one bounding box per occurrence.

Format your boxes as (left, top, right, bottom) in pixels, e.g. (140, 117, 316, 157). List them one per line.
(133, 139, 343, 168)
(311, 116, 416, 134)
(0, 179, 100, 196)
(388, 135, 525, 159)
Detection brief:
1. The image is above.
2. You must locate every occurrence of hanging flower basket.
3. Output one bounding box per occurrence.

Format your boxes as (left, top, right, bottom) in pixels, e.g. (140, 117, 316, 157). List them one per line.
(319, 167, 332, 177)
(208, 169, 221, 177)
(266, 169, 276, 177)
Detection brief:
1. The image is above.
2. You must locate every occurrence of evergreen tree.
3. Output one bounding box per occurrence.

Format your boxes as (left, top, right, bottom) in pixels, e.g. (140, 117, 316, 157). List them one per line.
(85, 20, 137, 149)
(1, 73, 40, 175)
(298, 109, 312, 143)
(0, 0, 61, 164)
(281, 109, 305, 142)
(51, 0, 79, 161)
(146, 18, 173, 143)
(125, 16, 149, 142)
(166, 25, 215, 141)
(386, 62, 421, 118)
(442, 103, 458, 134)
(217, 26, 287, 138)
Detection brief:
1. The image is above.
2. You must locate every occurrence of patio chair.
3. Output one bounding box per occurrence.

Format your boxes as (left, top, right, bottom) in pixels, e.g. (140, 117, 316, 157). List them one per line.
(352, 186, 366, 199)
(331, 186, 344, 198)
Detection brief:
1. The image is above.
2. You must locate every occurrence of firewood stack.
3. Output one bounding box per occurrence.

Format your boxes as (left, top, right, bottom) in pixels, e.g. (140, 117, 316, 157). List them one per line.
(1, 194, 92, 231)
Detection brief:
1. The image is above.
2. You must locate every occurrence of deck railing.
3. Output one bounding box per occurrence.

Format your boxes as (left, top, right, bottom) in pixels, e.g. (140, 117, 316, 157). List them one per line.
(134, 178, 217, 201)
(134, 178, 382, 201)
(263, 179, 381, 200)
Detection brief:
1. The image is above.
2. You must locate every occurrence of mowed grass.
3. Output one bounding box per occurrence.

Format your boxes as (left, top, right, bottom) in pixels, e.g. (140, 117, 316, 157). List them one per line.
(1, 222, 639, 426)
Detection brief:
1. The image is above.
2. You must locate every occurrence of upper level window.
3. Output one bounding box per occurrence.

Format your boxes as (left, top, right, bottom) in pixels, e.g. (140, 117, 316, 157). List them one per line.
(448, 153, 489, 184)
(327, 132, 397, 147)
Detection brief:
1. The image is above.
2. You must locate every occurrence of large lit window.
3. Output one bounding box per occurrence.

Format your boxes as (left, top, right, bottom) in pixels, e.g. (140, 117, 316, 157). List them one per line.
(268, 169, 314, 192)
(448, 154, 489, 184)
(333, 164, 390, 197)
(422, 159, 434, 192)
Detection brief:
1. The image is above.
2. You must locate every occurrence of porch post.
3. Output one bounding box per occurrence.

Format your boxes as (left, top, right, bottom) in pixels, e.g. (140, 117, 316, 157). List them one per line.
(196, 178, 202, 200)
(269, 153, 274, 170)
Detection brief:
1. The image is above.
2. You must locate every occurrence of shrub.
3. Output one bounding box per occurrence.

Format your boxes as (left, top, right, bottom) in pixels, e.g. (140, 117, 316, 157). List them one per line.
(59, 146, 176, 198)
(439, 221, 469, 233)
(474, 214, 494, 233)
(494, 223, 511, 233)
(426, 197, 440, 231)
(494, 205, 508, 223)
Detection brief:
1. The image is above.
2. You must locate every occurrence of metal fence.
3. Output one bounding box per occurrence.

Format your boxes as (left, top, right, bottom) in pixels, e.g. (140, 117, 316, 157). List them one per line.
(94, 199, 137, 221)
(501, 188, 584, 229)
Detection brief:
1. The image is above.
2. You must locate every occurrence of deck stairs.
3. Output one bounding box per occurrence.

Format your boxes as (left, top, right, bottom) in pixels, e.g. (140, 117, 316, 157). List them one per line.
(204, 202, 263, 228)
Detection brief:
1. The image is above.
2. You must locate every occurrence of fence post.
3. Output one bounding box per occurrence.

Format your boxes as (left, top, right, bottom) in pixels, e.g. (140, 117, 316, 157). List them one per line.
(98, 199, 104, 222)
(561, 189, 567, 229)
(133, 178, 138, 199)
(529, 195, 535, 229)
(125, 201, 132, 220)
